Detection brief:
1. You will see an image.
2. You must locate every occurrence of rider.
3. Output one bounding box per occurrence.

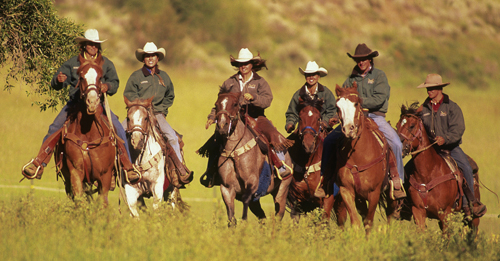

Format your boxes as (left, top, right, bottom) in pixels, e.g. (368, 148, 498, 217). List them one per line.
(122, 42, 192, 180)
(285, 61, 337, 134)
(22, 29, 140, 183)
(317, 43, 406, 199)
(200, 48, 292, 188)
(417, 73, 487, 217)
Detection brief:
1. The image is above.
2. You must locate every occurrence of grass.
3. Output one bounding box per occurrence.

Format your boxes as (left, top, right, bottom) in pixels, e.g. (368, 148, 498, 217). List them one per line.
(1, 65, 500, 259)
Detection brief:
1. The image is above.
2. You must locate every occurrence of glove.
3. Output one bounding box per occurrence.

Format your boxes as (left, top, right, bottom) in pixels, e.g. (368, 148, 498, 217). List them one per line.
(205, 119, 214, 129)
(328, 117, 339, 127)
(286, 123, 295, 133)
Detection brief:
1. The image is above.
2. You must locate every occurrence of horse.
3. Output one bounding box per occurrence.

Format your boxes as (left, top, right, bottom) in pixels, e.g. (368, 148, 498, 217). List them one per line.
(55, 57, 116, 206)
(396, 102, 480, 231)
(287, 97, 325, 218)
(123, 97, 166, 217)
(325, 84, 398, 233)
(213, 92, 293, 225)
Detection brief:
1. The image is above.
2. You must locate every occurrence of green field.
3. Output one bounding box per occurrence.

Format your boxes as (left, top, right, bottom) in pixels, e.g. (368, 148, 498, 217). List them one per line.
(1, 66, 500, 260)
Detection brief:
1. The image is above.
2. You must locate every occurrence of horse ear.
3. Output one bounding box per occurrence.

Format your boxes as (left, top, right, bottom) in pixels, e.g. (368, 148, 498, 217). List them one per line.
(335, 84, 342, 97)
(416, 104, 423, 113)
(146, 96, 154, 106)
(124, 96, 131, 108)
(401, 104, 407, 115)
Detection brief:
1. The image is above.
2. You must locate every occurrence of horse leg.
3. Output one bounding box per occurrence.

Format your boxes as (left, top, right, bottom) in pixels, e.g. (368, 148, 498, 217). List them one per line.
(249, 200, 267, 220)
(152, 174, 165, 211)
(124, 184, 141, 217)
(272, 175, 292, 220)
(220, 185, 237, 226)
(334, 196, 348, 228)
(412, 206, 427, 230)
(340, 186, 361, 228)
(323, 195, 335, 220)
(67, 162, 85, 203)
(364, 190, 382, 234)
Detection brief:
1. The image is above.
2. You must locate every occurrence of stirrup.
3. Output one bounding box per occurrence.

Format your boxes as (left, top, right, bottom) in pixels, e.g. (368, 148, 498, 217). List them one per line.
(389, 179, 406, 200)
(21, 159, 43, 180)
(274, 160, 293, 180)
(126, 165, 142, 184)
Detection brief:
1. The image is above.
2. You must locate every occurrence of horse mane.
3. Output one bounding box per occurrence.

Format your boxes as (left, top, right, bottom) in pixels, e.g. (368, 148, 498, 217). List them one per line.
(401, 101, 422, 117)
(124, 96, 154, 109)
(298, 96, 324, 113)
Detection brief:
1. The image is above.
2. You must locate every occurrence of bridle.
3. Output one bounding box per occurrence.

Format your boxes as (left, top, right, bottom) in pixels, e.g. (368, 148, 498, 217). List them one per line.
(336, 93, 363, 138)
(398, 114, 436, 156)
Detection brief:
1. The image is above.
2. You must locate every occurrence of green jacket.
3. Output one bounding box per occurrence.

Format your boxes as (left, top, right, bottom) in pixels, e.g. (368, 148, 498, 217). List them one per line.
(51, 53, 119, 102)
(421, 94, 465, 149)
(285, 83, 336, 129)
(342, 66, 391, 116)
(123, 66, 175, 116)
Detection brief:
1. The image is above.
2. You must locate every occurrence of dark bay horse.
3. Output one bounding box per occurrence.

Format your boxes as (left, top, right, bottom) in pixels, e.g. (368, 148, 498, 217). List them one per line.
(123, 97, 166, 217)
(287, 97, 325, 218)
(214, 92, 292, 225)
(325, 84, 398, 233)
(55, 57, 116, 206)
(396, 102, 480, 231)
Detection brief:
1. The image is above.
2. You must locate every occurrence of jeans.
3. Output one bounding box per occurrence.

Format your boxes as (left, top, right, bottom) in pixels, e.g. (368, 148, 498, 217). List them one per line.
(44, 101, 131, 159)
(450, 146, 474, 205)
(368, 113, 405, 181)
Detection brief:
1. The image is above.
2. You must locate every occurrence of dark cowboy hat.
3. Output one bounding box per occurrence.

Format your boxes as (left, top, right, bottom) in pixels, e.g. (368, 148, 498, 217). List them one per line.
(417, 74, 450, 88)
(347, 43, 379, 60)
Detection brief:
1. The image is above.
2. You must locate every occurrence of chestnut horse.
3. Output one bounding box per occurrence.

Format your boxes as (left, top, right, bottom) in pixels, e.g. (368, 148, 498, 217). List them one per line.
(287, 97, 325, 218)
(123, 97, 166, 217)
(327, 84, 398, 233)
(55, 57, 116, 206)
(214, 92, 292, 225)
(396, 102, 480, 231)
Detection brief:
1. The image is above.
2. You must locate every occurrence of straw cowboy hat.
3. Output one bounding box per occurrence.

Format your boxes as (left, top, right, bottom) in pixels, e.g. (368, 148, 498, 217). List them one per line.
(75, 29, 107, 44)
(135, 42, 166, 62)
(299, 61, 328, 77)
(417, 74, 450, 88)
(347, 43, 379, 59)
(230, 48, 262, 66)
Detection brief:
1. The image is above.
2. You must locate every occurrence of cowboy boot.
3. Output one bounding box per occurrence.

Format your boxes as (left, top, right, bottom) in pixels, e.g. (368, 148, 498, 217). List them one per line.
(22, 129, 63, 180)
(200, 153, 218, 188)
(390, 178, 407, 200)
(462, 183, 487, 217)
(116, 142, 141, 184)
(314, 179, 326, 198)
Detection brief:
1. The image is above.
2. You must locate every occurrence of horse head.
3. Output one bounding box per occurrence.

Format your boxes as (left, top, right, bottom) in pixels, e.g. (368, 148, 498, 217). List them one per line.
(297, 97, 323, 153)
(125, 96, 154, 150)
(77, 58, 104, 115)
(335, 83, 363, 139)
(215, 92, 241, 136)
(396, 102, 424, 157)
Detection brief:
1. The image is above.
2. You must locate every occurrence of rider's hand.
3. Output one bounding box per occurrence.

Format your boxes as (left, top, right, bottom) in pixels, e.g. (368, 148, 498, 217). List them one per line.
(57, 72, 67, 83)
(435, 136, 445, 146)
(320, 120, 329, 130)
(328, 117, 339, 126)
(101, 83, 109, 93)
(205, 119, 214, 129)
(243, 93, 254, 101)
(286, 123, 295, 133)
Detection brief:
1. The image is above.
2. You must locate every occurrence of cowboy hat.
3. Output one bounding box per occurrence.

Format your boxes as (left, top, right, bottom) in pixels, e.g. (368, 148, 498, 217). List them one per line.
(299, 61, 328, 77)
(347, 43, 379, 59)
(417, 74, 450, 88)
(75, 29, 107, 44)
(230, 48, 262, 66)
(135, 42, 166, 62)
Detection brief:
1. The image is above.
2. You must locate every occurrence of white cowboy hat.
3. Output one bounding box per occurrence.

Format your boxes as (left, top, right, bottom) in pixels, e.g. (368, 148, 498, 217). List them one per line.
(230, 48, 262, 64)
(75, 29, 107, 44)
(417, 74, 450, 88)
(135, 42, 166, 62)
(299, 61, 328, 77)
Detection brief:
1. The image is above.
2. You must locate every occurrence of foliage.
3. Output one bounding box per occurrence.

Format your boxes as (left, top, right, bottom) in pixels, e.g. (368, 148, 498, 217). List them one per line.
(0, 0, 82, 111)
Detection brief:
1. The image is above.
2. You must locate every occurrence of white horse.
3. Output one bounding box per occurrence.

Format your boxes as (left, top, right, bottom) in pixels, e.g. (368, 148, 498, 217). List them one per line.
(123, 97, 166, 218)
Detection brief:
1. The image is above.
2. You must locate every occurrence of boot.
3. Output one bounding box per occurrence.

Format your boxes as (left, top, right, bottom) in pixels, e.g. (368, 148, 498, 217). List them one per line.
(21, 130, 62, 180)
(126, 168, 141, 184)
(472, 202, 487, 217)
(200, 170, 215, 188)
(390, 179, 407, 200)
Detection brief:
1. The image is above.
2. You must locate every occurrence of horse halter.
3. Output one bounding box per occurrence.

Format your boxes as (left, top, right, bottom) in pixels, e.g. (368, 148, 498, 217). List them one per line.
(398, 114, 424, 156)
(126, 105, 150, 136)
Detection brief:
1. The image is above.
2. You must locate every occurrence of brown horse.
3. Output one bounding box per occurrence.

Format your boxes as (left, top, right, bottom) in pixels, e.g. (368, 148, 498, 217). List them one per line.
(214, 92, 292, 225)
(325, 84, 398, 233)
(396, 102, 480, 231)
(55, 58, 116, 206)
(287, 97, 325, 218)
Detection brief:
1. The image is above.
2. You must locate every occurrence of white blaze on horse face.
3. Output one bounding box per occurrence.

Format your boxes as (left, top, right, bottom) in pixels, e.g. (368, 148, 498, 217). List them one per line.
(337, 97, 357, 137)
(219, 97, 229, 130)
(84, 68, 100, 114)
(401, 118, 407, 127)
(308, 110, 313, 117)
(85, 68, 98, 85)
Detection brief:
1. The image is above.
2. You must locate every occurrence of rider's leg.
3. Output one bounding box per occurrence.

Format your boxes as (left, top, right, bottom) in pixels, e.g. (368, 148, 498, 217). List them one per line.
(23, 103, 72, 179)
(450, 146, 486, 217)
(155, 114, 192, 177)
(316, 125, 342, 198)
